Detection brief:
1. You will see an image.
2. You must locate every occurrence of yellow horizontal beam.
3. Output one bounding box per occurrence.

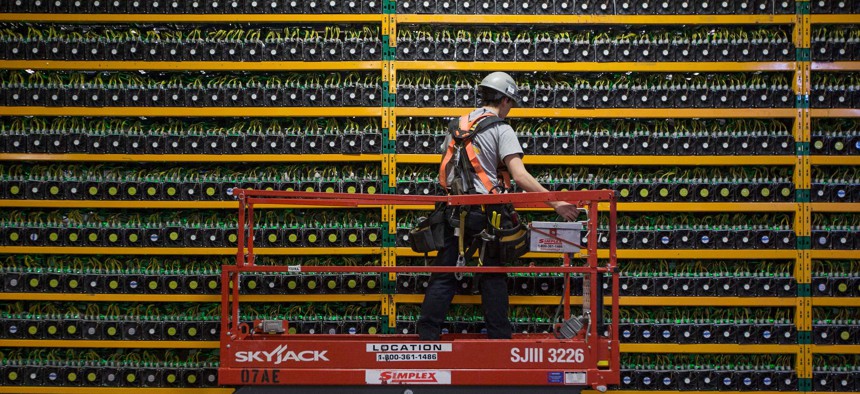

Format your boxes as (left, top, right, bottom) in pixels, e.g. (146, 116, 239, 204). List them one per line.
(810, 156, 860, 166)
(0, 293, 384, 303)
(810, 203, 860, 212)
(0, 153, 382, 163)
(0, 60, 382, 71)
(397, 248, 798, 260)
(621, 344, 799, 354)
(584, 392, 786, 394)
(396, 108, 797, 118)
(0, 388, 233, 394)
(812, 297, 860, 307)
(0, 13, 382, 23)
(395, 294, 795, 307)
(397, 202, 797, 212)
(607, 202, 797, 212)
(399, 154, 796, 166)
(0, 107, 381, 117)
(396, 14, 795, 24)
(398, 61, 795, 72)
(0, 293, 219, 302)
(0, 340, 218, 349)
(811, 109, 860, 118)
(810, 251, 860, 260)
(619, 296, 796, 307)
(812, 62, 860, 71)
(0, 200, 798, 212)
(810, 15, 860, 24)
(0, 247, 380, 255)
(0, 200, 383, 209)
(811, 345, 860, 354)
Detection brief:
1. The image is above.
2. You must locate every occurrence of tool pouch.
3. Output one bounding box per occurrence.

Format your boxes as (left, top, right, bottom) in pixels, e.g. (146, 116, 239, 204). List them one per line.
(484, 204, 530, 265)
(493, 221, 530, 264)
(409, 203, 447, 253)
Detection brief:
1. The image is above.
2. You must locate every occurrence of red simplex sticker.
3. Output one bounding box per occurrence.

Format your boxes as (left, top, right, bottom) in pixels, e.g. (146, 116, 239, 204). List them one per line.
(365, 370, 452, 385)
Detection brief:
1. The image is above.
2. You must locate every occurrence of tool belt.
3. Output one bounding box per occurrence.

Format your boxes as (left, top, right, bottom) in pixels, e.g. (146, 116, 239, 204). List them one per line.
(408, 202, 447, 253)
(408, 202, 529, 265)
(482, 203, 530, 265)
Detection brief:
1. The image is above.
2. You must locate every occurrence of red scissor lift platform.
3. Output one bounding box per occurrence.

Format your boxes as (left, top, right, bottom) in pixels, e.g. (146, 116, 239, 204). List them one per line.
(220, 190, 620, 392)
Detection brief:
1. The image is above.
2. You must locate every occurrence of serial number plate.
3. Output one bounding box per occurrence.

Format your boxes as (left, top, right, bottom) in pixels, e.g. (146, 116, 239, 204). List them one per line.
(376, 353, 438, 362)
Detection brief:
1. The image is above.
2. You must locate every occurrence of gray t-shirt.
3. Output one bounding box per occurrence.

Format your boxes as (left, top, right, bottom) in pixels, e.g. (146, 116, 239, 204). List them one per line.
(442, 108, 524, 194)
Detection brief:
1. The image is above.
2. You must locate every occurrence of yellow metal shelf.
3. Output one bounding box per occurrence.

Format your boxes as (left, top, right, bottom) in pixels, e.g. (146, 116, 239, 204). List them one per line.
(811, 345, 860, 354)
(810, 15, 860, 24)
(395, 294, 795, 307)
(621, 344, 799, 354)
(398, 154, 797, 166)
(396, 202, 798, 212)
(0, 293, 219, 302)
(397, 248, 798, 260)
(398, 61, 795, 72)
(584, 392, 786, 394)
(396, 108, 797, 118)
(810, 251, 860, 260)
(0, 340, 218, 349)
(811, 297, 860, 307)
(811, 109, 860, 118)
(396, 14, 796, 24)
(810, 203, 860, 212)
(0, 107, 381, 117)
(812, 62, 860, 71)
(0, 389, 233, 394)
(0, 13, 383, 23)
(0, 153, 382, 163)
(810, 156, 860, 166)
(0, 247, 380, 255)
(0, 60, 382, 71)
(0, 293, 383, 303)
(0, 200, 384, 209)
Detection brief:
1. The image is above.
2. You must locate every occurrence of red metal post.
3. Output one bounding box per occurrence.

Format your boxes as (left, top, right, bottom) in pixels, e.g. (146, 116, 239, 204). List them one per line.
(562, 252, 570, 320)
(247, 202, 255, 266)
(609, 192, 620, 372)
(236, 192, 246, 267)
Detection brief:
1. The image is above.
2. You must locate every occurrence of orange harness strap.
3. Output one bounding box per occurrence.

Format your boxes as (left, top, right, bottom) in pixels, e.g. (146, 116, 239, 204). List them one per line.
(439, 113, 499, 193)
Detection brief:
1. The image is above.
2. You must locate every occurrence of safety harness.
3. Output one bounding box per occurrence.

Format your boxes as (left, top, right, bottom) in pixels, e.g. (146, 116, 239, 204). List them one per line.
(439, 113, 512, 196)
(436, 113, 528, 277)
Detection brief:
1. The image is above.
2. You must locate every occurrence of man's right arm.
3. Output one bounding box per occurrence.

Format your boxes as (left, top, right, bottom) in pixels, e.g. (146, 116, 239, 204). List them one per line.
(503, 154, 579, 221)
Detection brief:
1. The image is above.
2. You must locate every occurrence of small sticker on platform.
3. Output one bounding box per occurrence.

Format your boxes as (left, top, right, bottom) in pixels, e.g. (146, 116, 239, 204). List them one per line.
(548, 372, 564, 383)
(565, 371, 587, 385)
(287, 265, 301, 272)
(366, 370, 451, 385)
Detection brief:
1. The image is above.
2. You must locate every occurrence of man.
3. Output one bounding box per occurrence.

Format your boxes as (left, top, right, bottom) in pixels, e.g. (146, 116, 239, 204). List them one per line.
(417, 71, 579, 341)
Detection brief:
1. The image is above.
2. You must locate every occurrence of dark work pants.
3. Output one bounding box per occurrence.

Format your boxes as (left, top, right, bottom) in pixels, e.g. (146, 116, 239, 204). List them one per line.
(417, 222, 512, 340)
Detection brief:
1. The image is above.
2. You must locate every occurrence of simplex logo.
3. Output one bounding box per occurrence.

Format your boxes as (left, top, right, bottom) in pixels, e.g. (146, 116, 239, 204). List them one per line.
(366, 370, 452, 385)
(234, 345, 329, 364)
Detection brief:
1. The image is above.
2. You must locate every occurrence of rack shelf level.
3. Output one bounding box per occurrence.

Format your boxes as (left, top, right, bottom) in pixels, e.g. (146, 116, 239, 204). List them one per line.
(396, 108, 797, 118)
(397, 154, 797, 166)
(0, 60, 383, 71)
(398, 61, 795, 72)
(0, 247, 381, 255)
(396, 14, 796, 25)
(0, 13, 383, 23)
(394, 295, 796, 307)
(0, 153, 383, 163)
(0, 107, 382, 117)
